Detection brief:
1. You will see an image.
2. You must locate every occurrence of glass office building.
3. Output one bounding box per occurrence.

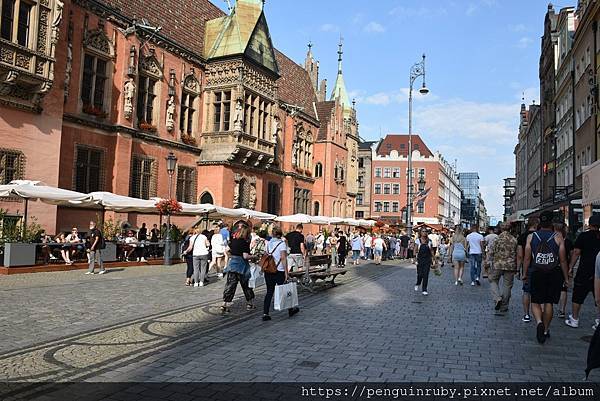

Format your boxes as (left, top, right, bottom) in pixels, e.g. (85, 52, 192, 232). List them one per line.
(459, 172, 480, 228)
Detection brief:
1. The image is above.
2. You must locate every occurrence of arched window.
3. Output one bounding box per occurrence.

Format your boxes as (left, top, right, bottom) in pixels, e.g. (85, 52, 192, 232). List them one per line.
(314, 162, 323, 178)
(199, 192, 214, 204)
(314, 201, 320, 216)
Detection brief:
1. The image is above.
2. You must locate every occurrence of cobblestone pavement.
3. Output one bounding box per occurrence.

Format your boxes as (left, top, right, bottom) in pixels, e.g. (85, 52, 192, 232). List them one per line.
(1, 259, 599, 394)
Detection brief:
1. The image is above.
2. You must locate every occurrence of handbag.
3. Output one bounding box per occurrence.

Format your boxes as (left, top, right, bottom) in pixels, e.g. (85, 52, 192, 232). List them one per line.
(259, 241, 283, 274)
(248, 264, 265, 288)
(274, 282, 299, 311)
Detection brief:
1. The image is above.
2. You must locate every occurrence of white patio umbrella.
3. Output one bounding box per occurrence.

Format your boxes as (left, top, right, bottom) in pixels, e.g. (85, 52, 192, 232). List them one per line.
(0, 180, 93, 230)
(358, 219, 376, 227)
(342, 218, 362, 227)
(236, 208, 276, 220)
(274, 214, 313, 224)
(89, 192, 158, 213)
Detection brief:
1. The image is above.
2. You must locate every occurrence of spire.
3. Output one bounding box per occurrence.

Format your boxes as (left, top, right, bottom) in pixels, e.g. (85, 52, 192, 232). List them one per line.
(304, 40, 319, 94)
(330, 36, 351, 108)
(337, 36, 343, 74)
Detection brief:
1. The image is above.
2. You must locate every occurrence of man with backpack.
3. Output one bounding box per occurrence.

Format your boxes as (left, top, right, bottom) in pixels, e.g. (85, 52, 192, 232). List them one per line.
(523, 211, 569, 343)
(565, 214, 600, 329)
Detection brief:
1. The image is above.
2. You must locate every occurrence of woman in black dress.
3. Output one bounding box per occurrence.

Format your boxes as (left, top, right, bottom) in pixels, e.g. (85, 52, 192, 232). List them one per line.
(414, 230, 433, 296)
(337, 232, 348, 267)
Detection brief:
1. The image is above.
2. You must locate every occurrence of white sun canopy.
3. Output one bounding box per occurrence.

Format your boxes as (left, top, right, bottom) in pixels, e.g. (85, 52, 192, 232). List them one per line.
(89, 192, 158, 213)
(0, 180, 92, 205)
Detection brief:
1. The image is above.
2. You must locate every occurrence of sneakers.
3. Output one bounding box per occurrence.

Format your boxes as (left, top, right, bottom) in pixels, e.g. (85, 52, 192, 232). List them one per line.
(193, 282, 199, 287)
(288, 307, 300, 317)
(262, 314, 272, 321)
(494, 300, 502, 311)
(458, 278, 463, 285)
(85, 271, 94, 275)
(522, 314, 532, 323)
(414, 285, 419, 292)
(471, 282, 476, 286)
(140, 257, 147, 262)
(422, 291, 428, 296)
(98, 270, 106, 275)
(593, 319, 599, 331)
(198, 281, 204, 287)
(565, 314, 579, 328)
(536, 322, 546, 344)
(454, 281, 458, 286)
(475, 279, 481, 286)
(558, 310, 566, 319)
(217, 273, 223, 278)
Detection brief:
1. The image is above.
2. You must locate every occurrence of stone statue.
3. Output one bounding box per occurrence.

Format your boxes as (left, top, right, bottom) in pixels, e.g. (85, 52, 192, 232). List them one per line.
(166, 96, 175, 131)
(233, 99, 243, 131)
(123, 78, 135, 119)
(63, 43, 72, 102)
(233, 184, 240, 208)
(249, 185, 257, 210)
(292, 141, 299, 166)
(271, 117, 280, 142)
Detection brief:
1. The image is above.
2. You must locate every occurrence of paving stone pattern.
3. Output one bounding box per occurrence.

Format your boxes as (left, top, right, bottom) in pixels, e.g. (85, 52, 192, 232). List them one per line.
(1, 260, 598, 389)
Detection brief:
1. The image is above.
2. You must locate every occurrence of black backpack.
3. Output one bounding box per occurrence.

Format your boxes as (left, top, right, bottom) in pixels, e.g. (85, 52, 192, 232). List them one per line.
(531, 232, 559, 272)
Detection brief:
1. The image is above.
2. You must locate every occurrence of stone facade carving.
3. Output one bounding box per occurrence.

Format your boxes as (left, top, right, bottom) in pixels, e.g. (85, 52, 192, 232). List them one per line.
(183, 72, 200, 93)
(233, 173, 257, 209)
(205, 61, 242, 87)
(233, 98, 243, 131)
(83, 27, 113, 56)
(123, 78, 135, 119)
(0, 0, 63, 111)
(140, 50, 162, 78)
(166, 96, 175, 131)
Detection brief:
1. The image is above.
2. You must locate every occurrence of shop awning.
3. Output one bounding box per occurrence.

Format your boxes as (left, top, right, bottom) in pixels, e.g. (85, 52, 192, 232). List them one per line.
(0, 180, 92, 205)
(583, 160, 600, 206)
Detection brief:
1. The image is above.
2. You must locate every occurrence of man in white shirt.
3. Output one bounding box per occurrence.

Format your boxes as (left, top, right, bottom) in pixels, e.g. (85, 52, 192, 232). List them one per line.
(483, 226, 499, 278)
(363, 233, 373, 260)
(315, 230, 325, 255)
(428, 231, 441, 256)
(466, 227, 485, 286)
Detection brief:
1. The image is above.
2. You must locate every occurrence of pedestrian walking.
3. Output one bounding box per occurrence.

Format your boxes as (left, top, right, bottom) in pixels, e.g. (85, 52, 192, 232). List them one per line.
(350, 232, 363, 265)
(181, 228, 195, 286)
(414, 230, 433, 296)
(400, 232, 410, 259)
(328, 232, 338, 267)
(315, 230, 325, 255)
(183, 228, 210, 287)
(466, 226, 485, 286)
(555, 223, 574, 319)
(489, 222, 518, 313)
(210, 224, 227, 278)
(448, 227, 467, 285)
(262, 226, 299, 321)
(221, 222, 257, 314)
(373, 234, 386, 265)
(565, 214, 600, 329)
(337, 231, 348, 267)
(483, 226, 499, 278)
(86, 221, 105, 275)
(429, 230, 441, 257)
(285, 224, 306, 272)
(517, 217, 539, 323)
(523, 211, 569, 343)
(363, 232, 373, 260)
(305, 232, 315, 256)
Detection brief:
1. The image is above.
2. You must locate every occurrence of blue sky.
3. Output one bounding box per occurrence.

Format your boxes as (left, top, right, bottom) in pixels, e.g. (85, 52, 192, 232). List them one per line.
(216, 0, 552, 218)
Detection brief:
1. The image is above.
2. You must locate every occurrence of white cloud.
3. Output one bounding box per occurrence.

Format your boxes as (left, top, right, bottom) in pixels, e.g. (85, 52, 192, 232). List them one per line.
(320, 23, 339, 32)
(517, 37, 533, 48)
(466, 4, 477, 16)
(356, 88, 439, 106)
(364, 21, 386, 33)
(364, 92, 391, 105)
(480, 184, 506, 218)
(413, 99, 519, 145)
(466, 0, 497, 16)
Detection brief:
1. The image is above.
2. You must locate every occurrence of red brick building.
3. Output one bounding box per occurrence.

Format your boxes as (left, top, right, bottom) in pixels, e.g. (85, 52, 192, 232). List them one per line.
(0, 0, 356, 234)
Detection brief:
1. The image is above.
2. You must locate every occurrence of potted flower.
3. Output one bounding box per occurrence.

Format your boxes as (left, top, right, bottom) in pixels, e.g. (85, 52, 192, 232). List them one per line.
(139, 121, 158, 133)
(100, 218, 121, 262)
(181, 134, 198, 146)
(156, 199, 182, 215)
(82, 104, 108, 118)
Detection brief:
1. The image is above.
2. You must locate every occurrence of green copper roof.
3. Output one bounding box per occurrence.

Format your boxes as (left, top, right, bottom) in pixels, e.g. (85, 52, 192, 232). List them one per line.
(204, 0, 278, 74)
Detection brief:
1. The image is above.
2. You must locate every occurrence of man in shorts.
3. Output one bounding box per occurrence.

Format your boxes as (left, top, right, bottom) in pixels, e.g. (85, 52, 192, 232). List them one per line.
(565, 214, 600, 329)
(523, 211, 569, 343)
(517, 217, 539, 323)
(285, 224, 306, 272)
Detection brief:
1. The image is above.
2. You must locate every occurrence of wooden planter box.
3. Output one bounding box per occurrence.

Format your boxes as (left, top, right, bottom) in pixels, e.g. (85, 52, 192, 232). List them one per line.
(3, 243, 37, 267)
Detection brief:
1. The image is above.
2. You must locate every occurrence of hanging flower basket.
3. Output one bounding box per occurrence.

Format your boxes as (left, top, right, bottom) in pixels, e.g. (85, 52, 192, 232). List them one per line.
(181, 134, 198, 146)
(156, 199, 182, 215)
(139, 121, 158, 133)
(82, 104, 107, 118)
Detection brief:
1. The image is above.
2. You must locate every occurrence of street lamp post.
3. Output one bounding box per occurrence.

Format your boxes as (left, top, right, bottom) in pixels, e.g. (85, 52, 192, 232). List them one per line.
(406, 54, 429, 237)
(164, 152, 178, 266)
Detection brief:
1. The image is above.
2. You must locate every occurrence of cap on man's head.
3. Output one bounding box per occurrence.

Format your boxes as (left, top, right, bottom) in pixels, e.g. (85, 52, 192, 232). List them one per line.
(589, 214, 600, 227)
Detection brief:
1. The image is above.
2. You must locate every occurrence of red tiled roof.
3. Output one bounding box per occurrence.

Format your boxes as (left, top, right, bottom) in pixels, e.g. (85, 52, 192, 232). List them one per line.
(315, 101, 335, 140)
(274, 50, 317, 120)
(101, 0, 225, 57)
(376, 134, 433, 157)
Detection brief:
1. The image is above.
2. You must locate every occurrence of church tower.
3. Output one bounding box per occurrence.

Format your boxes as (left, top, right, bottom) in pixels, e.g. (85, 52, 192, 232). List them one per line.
(330, 39, 351, 108)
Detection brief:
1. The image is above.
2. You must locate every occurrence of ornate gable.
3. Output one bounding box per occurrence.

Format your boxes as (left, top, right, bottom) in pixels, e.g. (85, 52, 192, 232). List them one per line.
(183, 71, 201, 94)
(139, 49, 162, 78)
(245, 14, 279, 75)
(83, 24, 114, 58)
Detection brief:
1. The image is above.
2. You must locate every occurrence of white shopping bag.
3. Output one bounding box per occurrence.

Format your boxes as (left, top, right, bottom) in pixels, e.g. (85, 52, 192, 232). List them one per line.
(248, 264, 265, 289)
(274, 282, 299, 311)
